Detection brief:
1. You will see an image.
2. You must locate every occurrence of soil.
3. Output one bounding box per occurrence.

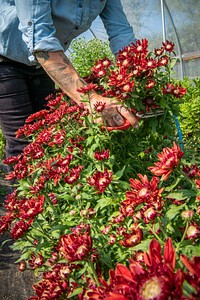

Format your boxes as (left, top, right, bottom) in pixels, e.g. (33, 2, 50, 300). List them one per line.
(0, 163, 36, 300)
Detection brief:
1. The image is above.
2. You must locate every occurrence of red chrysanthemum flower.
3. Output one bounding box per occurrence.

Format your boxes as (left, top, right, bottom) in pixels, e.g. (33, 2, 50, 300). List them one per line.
(19, 195, 45, 219)
(28, 253, 44, 270)
(94, 149, 110, 161)
(10, 219, 33, 239)
(0, 212, 14, 235)
(148, 142, 184, 181)
(77, 83, 99, 94)
(182, 163, 199, 178)
(142, 97, 160, 112)
(88, 169, 113, 193)
(31, 277, 68, 300)
(131, 38, 149, 55)
(25, 109, 49, 124)
(173, 85, 187, 98)
(48, 129, 66, 146)
(93, 101, 107, 112)
(180, 255, 200, 297)
(119, 225, 143, 248)
(195, 178, 200, 189)
(157, 55, 169, 67)
(85, 238, 184, 300)
(108, 67, 133, 88)
(23, 142, 44, 159)
(185, 222, 200, 240)
(145, 79, 156, 89)
(125, 174, 164, 208)
(154, 47, 164, 56)
(56, 224, 92, 262)
(64, 165, 83, 184)
(162, 40, 175, 53)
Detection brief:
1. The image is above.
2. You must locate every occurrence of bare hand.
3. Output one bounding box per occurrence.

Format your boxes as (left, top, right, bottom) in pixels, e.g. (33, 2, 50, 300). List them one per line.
(89, 95, 139, 128)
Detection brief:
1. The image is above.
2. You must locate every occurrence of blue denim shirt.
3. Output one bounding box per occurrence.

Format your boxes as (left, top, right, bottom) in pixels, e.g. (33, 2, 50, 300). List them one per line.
(0, 0, 135, 66)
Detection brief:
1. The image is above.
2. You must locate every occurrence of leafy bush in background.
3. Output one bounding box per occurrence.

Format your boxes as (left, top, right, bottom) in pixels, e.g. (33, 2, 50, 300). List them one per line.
(69, 37, 114, 77)
(179, 77, 200, 144)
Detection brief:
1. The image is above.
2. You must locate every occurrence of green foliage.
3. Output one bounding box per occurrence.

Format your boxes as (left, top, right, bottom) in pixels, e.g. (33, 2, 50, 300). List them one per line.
(0, 39, 200, 299)
(0, 128, 5, 159)
(179, 77, 200, 143)
(69, 37, 114, 77)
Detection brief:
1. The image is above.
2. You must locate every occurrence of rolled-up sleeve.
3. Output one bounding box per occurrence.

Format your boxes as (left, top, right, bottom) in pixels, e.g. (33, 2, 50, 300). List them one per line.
(14, 0, 63, 62)
(99, 0, 136, 54)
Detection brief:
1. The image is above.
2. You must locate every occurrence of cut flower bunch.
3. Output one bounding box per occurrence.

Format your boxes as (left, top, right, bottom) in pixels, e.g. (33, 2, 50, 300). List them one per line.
(83, 38, 186, 118)
(0, 39, 200, 299)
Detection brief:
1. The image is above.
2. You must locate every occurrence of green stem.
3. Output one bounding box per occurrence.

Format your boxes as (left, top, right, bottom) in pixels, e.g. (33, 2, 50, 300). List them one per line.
(35, 219, 52, 242)
(150, 229, 163, 244)
(157, 217, 168, 239)
(176, 221, 189, 252)
(87, 260, 100, 286)
(178, 169, 199, 191)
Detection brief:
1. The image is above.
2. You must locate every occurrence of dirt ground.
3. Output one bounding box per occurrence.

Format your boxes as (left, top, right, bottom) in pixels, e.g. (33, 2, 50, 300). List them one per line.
(0, 163, 36, 300)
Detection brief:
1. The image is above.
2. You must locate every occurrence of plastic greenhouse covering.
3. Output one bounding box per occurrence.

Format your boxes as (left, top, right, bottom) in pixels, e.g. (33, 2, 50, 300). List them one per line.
(71, 0, 200, 80)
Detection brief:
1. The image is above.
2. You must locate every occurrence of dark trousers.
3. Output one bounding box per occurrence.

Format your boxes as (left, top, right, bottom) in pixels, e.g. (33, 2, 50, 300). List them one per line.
(0, 61, 55, 158)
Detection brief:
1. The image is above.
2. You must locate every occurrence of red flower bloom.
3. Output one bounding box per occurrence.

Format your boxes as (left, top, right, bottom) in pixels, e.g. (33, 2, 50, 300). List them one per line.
(162, 40, 175, 52)
(182, 164, 199, 178)
(185, 222, 200, 240)
(108, 67, 132, 88)
(154, 47, 164, 56)
(157, 55, 169, 67)
(119, 226, 143, 247)
(141, 206, 157, 224)
(48, 129, 66, 146)
(18, 261, 26, 272)
(77, 83, 99, 94)
(19, 195, 45, 219)
(24, 142, 44, 159)
(57, 225, 92, 262)
(25, 109, 49, 124)
(93, 101, 107, 112)
(125, 174, 164, 208)
(85, 238, 184, 300)
(145, 79, 156, 89)
(64, 165, 83, 184)
(173, 85, 187, 98)
(94, 149, 110, 161)
(162, 83, 187, 98)
(31, 277, 68, 300)
(131, 38, 149, 54)
(10, 219, 33, 239)
(148, 142, 184, 181)
(91, 58, 112, 77)
(0, 212, 14, 235)
(195, 178, 200, 189)
(28, 253, 44, 269)
(88, 169, 113, 193)
(180, 255, 200, 296)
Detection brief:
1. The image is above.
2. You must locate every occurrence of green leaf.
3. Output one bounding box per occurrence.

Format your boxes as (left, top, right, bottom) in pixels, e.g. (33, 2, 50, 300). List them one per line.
(165, 204, 185, 220)
(131, 239, 152, 252)
(166, 189, 197, 200)
(95, 197, 113, 210)
(165, 176, 182, 191)
(114, 166, 126, 180)
(67, 288, 83, 298)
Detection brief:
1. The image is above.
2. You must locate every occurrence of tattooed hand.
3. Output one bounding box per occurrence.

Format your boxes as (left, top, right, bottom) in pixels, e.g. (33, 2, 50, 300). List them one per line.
(90, 94, 138, 128)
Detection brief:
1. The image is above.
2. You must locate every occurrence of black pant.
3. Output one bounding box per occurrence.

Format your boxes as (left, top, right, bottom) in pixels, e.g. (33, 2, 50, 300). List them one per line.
(0, 60, 55, 158)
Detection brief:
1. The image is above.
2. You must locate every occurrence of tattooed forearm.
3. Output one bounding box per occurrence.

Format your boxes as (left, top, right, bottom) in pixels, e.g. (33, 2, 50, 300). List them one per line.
(35, 51, 50, 62)
(36, 50, 89, 104)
